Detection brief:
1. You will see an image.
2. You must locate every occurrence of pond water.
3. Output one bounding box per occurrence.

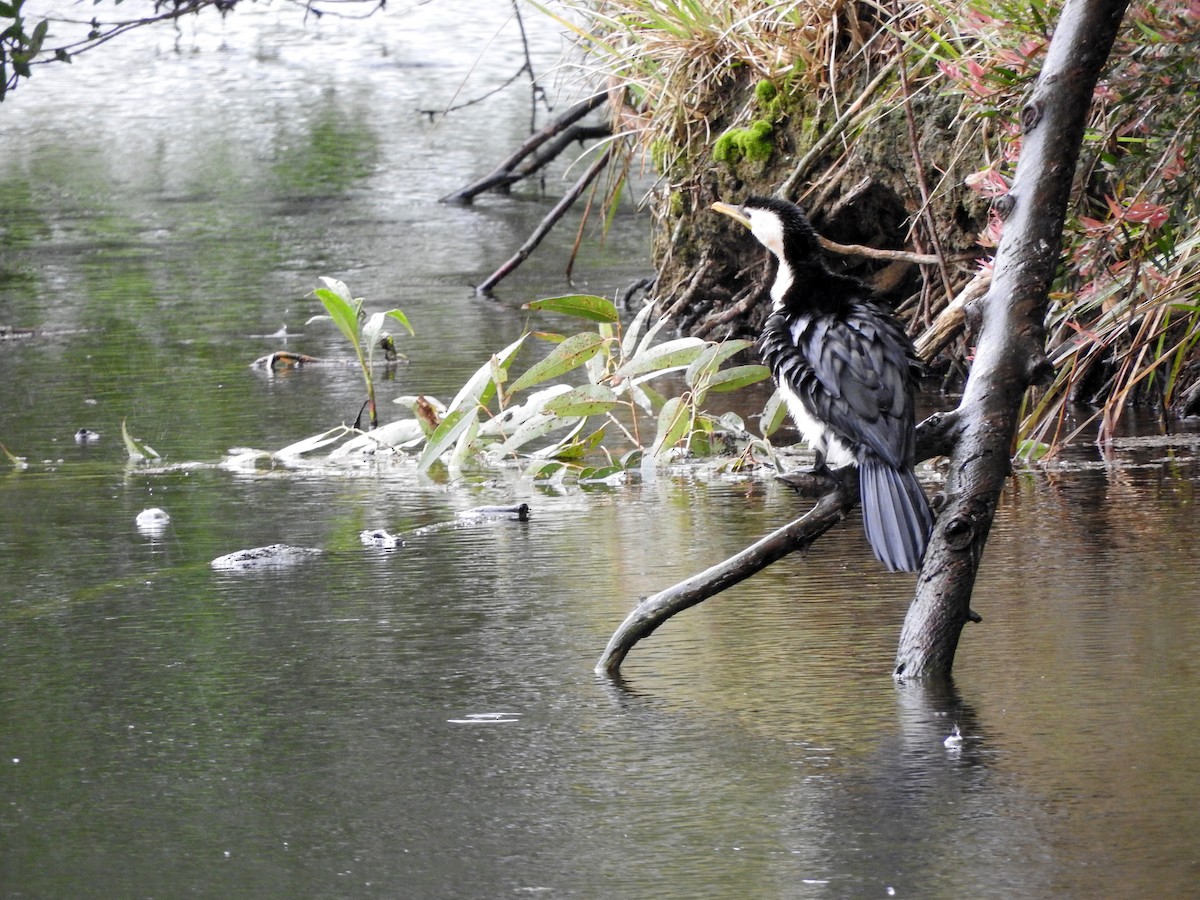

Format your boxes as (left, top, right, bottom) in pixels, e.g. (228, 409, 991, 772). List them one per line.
(3, 3, 1200, 897)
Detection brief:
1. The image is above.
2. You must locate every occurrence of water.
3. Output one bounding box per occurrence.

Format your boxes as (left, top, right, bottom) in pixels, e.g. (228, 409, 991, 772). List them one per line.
(3, 3, 1200, 897)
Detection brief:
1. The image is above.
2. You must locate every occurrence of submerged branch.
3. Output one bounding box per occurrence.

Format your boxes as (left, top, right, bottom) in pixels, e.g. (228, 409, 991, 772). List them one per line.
(596, 484, 855, 676)
(596, 412, 961, 676)
(442, 92, 608, 204)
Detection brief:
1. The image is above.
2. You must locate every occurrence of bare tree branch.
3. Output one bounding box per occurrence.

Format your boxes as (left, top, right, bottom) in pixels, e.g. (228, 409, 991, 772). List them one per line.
(595, 412, 962, 676)
(441, 92, 609, 204)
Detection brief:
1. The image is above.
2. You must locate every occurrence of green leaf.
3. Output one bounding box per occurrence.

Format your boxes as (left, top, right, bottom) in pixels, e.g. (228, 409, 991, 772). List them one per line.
(621, 301, 657, 360)
(529, 419, 590, 459)
(449, 334, 526, 413)
(761, 389, 788, 438)
(685, 339, 754, 387)
(524, 294, 620, 323)
(505, 332, 607, 397)
(313, 285, 361, 349)
(540, 383, 620, 417)
(703, 364, 771, 393)
(579, 463, 624, 483)
(1017, 439, 1050, 460)
(525, 459, 565, 480)
(418, 407, 477, 472)
(384, 307, 415, 336)
(544, 425, 606, 460)
(648, 397, 692, 461)
(448, 413, 482, 468)
(120, 418, 160, 461)
(613, 337, 706, 382)
(477, 385, 572, 438)
(497, 413, 578, 455)
(28, 17, 46, 55)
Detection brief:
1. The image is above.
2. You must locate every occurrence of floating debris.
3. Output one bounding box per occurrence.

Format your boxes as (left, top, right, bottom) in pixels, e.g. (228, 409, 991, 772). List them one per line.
(211, 544, 323, 571)
(360, 528, 403, 550)
(135, 507, 171, 537)
(944, 725, 964, 749)
(447, 712, 521, 725)
(74, 428, 101, 445)
(457, 503, 530, 522)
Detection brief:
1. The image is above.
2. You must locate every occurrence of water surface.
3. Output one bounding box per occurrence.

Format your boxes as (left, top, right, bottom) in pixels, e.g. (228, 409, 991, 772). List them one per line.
(3, 3, 1200, 898)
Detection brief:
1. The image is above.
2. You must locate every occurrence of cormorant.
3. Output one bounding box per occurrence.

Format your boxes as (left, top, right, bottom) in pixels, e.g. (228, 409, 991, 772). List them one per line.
(712, 196, 933, 572)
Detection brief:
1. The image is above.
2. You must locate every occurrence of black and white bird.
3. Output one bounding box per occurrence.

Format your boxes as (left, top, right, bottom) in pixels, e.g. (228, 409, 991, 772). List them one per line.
(712, 196, 933, 572)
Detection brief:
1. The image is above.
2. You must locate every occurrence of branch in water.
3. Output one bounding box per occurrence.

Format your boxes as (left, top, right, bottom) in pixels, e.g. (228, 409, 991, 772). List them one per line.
(441, 92, 608, 204)
(594, 411, 961, 676)
(595, 483, 855, 676)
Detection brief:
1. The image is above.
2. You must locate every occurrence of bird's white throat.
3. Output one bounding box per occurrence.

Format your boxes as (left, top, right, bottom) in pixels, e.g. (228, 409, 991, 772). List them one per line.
(747, 209, 793, 311)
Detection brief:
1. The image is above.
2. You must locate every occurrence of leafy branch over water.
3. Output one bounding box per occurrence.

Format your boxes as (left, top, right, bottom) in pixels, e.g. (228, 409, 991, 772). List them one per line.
(256, 281, 774, 483)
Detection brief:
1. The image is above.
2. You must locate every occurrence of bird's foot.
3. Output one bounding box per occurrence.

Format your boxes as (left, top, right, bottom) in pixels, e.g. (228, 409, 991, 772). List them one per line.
(776, 464, 841, 496)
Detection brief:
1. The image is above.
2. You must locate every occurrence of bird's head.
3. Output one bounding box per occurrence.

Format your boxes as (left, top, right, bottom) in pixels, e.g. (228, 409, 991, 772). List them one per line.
(712, 196, 821, 263)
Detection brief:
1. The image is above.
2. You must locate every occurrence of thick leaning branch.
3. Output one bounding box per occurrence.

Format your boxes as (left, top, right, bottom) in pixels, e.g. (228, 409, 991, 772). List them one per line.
(893, 0, 1129, 679)
(595, 413, 962, 675)
(596, 486, 854, 676)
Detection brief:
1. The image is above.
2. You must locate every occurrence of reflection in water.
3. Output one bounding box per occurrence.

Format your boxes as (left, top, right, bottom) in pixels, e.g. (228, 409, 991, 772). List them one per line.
(3, 3, 1200, 898)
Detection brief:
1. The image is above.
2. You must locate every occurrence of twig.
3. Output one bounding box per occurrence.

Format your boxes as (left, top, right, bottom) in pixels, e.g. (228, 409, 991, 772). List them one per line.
(913, 269, 992, 361)
(818, 236, 956, 266)
(776, 59, 899, 200)
(474, 145, 614, 295)
(895, 37, 955, 314)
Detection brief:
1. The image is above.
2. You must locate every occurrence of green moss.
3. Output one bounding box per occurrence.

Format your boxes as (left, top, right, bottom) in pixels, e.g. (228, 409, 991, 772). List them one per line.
(754, 79, 778, 105)
(713, 119, 774, 165)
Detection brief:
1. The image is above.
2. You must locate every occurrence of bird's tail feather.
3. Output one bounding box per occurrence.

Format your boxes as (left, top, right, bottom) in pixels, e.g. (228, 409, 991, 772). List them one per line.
(859, 460, 933, 573)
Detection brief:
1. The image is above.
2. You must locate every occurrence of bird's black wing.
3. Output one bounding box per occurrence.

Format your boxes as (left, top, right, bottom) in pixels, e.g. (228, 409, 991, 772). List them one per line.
(764, 302, 918, 469)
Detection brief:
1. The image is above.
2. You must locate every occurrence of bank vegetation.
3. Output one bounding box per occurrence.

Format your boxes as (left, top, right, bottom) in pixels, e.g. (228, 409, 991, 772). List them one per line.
(542, 0, 1200, 457)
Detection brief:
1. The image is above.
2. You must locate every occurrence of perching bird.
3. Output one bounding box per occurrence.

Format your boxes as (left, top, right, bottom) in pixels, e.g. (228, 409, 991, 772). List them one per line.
(712, 196, 933, 572)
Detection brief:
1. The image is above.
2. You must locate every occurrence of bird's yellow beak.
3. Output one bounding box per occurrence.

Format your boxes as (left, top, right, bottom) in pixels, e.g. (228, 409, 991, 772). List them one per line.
(711, 201, 751, 229)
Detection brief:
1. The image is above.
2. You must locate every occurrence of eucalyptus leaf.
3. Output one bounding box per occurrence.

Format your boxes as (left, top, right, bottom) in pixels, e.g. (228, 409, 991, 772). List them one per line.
(761, 389, 789, 438)
(648, 396, 693, 460)
(477, 384, 574, 437)
(621, 300, 657, 360)
(497, 413, 577, 455)
(685, 339, 755, 387)
(524, 294, 620, 323)
(449, 334, 526, 414)
(505, 332, 607, 397)
(540, 384, 620, 417)
(613, 337, 706, 382)
(276, 425, 355, 457)
(418, 407, 477, 472)
(703, 364, 772, 393)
